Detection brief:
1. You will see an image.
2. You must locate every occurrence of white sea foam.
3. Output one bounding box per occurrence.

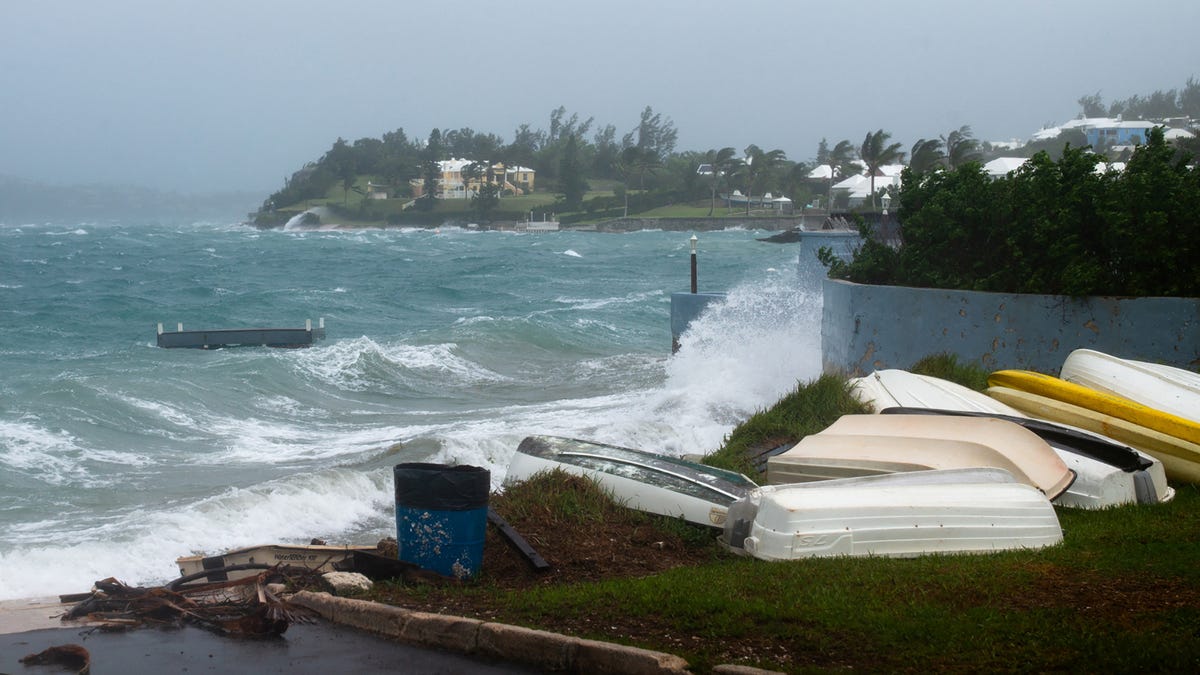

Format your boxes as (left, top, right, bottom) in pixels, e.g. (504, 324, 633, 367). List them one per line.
(292, 337, 509, 392)
(0, 468, 395, 600)
(0, 419, 94, 486)
(562, 249, 582, 257)
(552, 289, 663, 311)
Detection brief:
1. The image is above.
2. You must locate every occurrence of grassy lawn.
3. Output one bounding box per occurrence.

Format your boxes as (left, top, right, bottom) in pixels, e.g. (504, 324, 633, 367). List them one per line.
(485, 489, 1199, 672)
(361, 357, 1200, 672)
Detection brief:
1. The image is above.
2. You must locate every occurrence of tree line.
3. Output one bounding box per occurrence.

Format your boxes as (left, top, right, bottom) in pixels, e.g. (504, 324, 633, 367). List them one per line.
(261, 79, 1200, 223)
(820, 127, 1200, 298)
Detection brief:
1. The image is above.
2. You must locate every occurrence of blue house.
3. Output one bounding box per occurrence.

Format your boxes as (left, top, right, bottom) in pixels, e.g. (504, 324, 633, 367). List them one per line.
(1085, 120, 1158, 148)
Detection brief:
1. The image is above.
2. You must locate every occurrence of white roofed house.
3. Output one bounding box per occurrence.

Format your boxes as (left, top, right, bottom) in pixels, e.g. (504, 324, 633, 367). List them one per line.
(828, 164, 904, 208)
(983, 157, 1030, 179)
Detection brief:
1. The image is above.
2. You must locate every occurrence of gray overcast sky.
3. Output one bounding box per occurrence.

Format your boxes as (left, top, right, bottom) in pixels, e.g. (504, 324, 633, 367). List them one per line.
(1, 0, 1197, 194)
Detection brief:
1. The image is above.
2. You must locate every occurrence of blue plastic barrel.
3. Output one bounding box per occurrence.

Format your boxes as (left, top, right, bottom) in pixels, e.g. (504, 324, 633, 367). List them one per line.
(393, 462, 490, 580)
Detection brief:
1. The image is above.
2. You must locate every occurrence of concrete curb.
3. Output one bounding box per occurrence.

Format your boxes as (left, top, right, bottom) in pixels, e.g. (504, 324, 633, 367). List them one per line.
(291, 591, 693, 674)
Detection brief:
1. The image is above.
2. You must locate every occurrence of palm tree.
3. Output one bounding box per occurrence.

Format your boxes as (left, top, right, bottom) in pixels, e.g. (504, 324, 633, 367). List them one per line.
(702, 146, 737, 216)
(909, 138, 946, 174)
(460, 161, 484, 198)
(738, 145, 787, 215)
(942, 125, 982, 169)
(826, 139, 857, 210)
(859, 130, 905, 208)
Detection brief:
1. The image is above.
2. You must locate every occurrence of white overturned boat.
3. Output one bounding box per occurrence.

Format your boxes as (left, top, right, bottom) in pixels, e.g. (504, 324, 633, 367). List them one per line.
(1060, 348, 1200, 425)
(849, 369, 1172, 508)
(176, 543, 376, 583)
(505, 435, 758, 528)
(768, 415, 1076, 499)
(722, 468, 1062, 560)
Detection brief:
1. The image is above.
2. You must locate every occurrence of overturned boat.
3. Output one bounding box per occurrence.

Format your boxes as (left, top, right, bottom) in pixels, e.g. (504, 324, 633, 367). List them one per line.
(505, 435, 758, 528)
(176, 543, 377, 584)
(881, 407, 1173, 506)
(767, 415, 1076, 500)
(849, 369, 1172, 507)
(722, 468, 1063, 560)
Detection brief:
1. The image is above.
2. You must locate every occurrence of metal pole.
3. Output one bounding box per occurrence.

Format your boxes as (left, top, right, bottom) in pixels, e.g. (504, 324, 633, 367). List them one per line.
(689, 235, 698, 294)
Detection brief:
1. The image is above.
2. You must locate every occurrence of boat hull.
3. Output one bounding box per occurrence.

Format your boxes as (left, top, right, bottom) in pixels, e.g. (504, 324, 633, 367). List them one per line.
(727, 469, 1062, 560)
(505, 435, 757, 528)
(988, 385, 1200, 484)
(988, 369, 1200, 446)
(1060, 349, 1200, 424)
(176, 544, 376, 583)
(851, 369, 1171, 507)
(818, 414, 1074, 498)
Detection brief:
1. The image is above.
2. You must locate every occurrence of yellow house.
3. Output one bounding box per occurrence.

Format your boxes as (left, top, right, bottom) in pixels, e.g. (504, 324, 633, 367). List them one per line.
(410, 159, 535, 199)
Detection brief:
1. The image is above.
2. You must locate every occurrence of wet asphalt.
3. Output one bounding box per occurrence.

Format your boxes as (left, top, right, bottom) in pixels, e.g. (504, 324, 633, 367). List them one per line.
(0, 620, 544, 674)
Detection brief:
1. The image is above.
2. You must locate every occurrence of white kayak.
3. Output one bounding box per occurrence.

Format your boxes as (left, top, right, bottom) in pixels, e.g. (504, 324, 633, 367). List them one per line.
(1060, 348, 1200, 425)
(849, 369, 1171, 508)
(504, 435, 758, 528)
(722, 468, 1062, 560)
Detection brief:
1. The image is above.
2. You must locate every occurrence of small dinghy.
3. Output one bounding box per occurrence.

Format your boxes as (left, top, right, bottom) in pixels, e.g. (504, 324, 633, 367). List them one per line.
(1060, 348, 1200, 425)
(850, 369, 1172, 507)
(816, 414, 1075, 498)
(721, 468, 1063, 560)
(989, 384, 1200, 485)
(767, 415, 1075, 499)
(505, 435, 758, 528)
(881, 407, 1173, 507)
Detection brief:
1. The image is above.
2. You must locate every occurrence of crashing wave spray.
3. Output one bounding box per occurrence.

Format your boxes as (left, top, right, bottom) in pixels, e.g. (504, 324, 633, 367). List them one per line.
(598, 267, 825, 455)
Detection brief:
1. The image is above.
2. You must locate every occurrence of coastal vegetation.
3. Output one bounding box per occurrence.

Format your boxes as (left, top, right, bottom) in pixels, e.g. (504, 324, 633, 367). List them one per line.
(254, 79, 1200, 229)
(820, 127, 1200, 298)
(365, 358, 1200, 673)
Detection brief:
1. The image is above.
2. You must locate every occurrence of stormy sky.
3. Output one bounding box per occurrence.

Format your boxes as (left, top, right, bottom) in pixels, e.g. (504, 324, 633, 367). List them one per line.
(1, 0, 1196, 194)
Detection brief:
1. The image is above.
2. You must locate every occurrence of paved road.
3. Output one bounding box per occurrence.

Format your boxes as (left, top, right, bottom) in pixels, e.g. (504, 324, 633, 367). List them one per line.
(1, 620, 543, 674)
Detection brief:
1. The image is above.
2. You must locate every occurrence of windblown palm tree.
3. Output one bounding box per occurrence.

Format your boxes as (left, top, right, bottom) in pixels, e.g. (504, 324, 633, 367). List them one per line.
(909, 138, 946, 174)
(859, 130, 905, 208)
(738, 144, 787, 215)
(702, 147, 738, 216)
(826, 139, 857, 210)
(942, 125, 982, 169)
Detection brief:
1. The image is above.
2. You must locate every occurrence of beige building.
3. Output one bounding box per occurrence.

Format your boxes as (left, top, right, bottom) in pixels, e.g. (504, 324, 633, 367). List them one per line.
(410, 159, 535, 199)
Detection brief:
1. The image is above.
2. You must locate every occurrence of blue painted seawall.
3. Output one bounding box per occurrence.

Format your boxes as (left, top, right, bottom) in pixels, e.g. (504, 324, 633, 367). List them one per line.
(670, 292, 726, 352)
(820, 278, 1200, 375)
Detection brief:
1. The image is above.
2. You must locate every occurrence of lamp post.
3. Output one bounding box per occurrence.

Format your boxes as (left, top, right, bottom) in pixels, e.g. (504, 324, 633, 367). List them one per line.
(689, 235, 698, 294)
(881, 193, 892, 241)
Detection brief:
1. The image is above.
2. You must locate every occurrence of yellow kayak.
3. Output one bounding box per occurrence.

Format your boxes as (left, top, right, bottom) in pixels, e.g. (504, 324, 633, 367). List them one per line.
(988, 369, 1200, 447)
(987, 385, 1200, 485)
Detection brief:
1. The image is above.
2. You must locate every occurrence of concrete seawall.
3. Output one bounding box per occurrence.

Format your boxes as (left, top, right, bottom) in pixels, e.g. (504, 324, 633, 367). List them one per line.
(821, 278, 1200, 374)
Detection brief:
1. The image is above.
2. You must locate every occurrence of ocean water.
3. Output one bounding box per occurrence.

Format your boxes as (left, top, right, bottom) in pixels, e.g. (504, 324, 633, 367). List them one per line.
(0, 219, 825, 599)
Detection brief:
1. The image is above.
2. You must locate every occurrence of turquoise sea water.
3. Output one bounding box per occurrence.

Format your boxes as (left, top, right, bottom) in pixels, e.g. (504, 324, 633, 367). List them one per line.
(0, 218, 825, 598)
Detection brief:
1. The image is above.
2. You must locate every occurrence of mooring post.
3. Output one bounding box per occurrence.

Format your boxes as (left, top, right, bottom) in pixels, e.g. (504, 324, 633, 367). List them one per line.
(689, 234, 698, 294)
(177, 323, 183, 332)
(157, 323, 163, 335)
(306, 319, 312, 332)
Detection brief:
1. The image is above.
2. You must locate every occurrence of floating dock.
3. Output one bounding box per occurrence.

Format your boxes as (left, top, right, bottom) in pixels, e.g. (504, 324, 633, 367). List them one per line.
(157, 319, 326, 349)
